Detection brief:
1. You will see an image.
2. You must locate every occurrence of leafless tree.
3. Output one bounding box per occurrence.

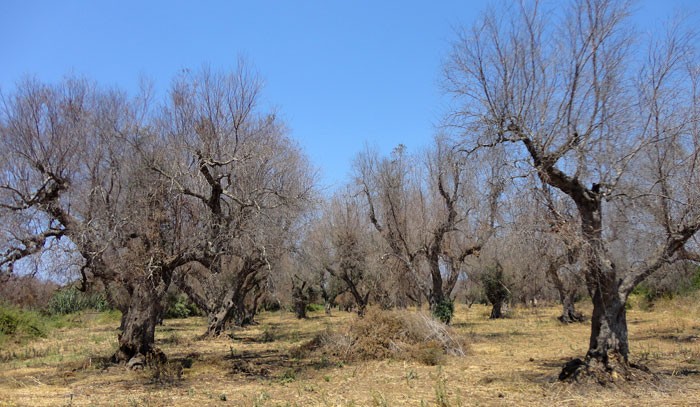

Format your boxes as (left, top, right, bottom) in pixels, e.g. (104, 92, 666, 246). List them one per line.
(421, 137, 502, 322)
(154, 64, 316, 336)
(355, 145, 425, 307)
(535, 183, 587, 322)
(0, 66, 316, 362)
(307, 191, 379, 316)
(355, 139, 500, 322)
(446, 0, 700, 379)
(0, 77, 200, 363)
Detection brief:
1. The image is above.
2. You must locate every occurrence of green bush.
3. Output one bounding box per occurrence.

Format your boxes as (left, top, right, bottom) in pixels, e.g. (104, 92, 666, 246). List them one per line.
(0, 311, 19, 335)
(432, 299, 454, 325)
(46, 287, 109, 315)
(683, 267, 700, 294)
(305, 303, 325, 313)
(0, 304, 47, 342)
(163, 293, 200, 319)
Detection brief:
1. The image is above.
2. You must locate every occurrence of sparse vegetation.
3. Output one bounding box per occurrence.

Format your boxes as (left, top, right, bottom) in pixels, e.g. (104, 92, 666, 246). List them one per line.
(0, 300, 697, 405)
(1, 0, 699, 404)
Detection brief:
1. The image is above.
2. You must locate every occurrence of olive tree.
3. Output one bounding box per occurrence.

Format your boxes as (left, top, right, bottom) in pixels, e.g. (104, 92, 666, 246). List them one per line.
(0, 77, 198, 363)
(446, 0, 700, 379)
(355, 139, 499, 322)
(307, 191, 380, 316)
(153, 65, 316, 336)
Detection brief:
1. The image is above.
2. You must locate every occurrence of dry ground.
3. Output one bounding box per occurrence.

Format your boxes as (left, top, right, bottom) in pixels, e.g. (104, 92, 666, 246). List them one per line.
(0, 297, 699, 406)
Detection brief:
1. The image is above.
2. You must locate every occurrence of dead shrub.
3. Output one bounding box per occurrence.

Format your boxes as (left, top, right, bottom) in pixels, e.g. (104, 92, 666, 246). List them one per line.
(294, 308, 468, 365)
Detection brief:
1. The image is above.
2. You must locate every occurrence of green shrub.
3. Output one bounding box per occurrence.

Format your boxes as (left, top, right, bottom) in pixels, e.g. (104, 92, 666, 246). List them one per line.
(0, 304, 48, 342)
(305, 303, 325, 313)
(46, 287, 109, 315)
(0, 310, 19, 335)
(163, 293, 200, 319)
(432, 299, 454, 325)
(682, 267, 700, 294)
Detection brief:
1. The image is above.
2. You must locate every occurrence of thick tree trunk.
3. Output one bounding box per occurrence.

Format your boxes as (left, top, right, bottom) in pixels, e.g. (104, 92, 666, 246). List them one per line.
(232, 294, 254, 327)
(292, 278, 310, 319)
(560, 284, 632, 382)
(206, 293, 253, 336)
(293, 297, 307, 319)
(559, 220, 636, 382)
(587, 286, 629, 364)
(323, 297, 333, 315)
(558, 290, 585, 323)
(112, 283, 163, 364)
(428, 252, 444, 310)
(547, 260, 585, 323)
(343, 277, 369, 317)
(489, 300, 505, 319)
(206, 301, 233, 337)
(204, 265, 264, 336)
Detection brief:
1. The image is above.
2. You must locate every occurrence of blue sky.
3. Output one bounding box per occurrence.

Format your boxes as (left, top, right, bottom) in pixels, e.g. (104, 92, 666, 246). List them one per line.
(1, 0, 697, 192)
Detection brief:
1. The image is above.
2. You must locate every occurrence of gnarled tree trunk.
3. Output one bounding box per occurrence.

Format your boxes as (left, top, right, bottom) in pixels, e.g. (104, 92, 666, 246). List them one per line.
(548, 263, 585, 323)
(587, 286, 628, 366)
(292, 279, 310, 319)
(112, 281, 164, 364)
(489, 300, 506, 319)
(559, 290, 585, 324)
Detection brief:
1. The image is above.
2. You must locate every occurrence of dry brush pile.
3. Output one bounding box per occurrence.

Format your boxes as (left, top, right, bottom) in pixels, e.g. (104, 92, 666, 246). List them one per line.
(294, 308, 468, 366)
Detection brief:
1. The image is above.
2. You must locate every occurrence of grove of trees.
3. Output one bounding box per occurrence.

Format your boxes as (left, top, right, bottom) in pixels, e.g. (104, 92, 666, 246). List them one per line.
(1, 0, 699, 384)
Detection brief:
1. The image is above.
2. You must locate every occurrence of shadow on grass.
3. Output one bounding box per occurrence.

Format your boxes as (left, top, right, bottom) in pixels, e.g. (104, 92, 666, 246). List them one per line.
(223, 347, 339, 381)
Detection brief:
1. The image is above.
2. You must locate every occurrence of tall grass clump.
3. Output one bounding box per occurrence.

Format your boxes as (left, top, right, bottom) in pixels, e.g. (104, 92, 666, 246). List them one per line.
(46, 286, 110, 315)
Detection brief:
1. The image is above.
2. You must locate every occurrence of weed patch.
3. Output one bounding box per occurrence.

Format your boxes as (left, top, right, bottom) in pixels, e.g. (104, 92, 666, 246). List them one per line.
(0, 304, 49, 343)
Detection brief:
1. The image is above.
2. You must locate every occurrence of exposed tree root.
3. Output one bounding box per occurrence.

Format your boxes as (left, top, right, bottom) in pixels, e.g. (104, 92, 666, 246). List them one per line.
(559, 354, 656, 385)
(112, 347, 167, 370)
(558, 310, 586, 324)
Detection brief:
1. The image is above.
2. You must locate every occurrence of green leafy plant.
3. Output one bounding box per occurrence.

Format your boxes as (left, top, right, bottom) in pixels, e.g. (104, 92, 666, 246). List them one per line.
(46, 287, 109, 315)
(163, 292, 200, 319)
(432, 299, 455, 324)
(0, 304, 48, 343)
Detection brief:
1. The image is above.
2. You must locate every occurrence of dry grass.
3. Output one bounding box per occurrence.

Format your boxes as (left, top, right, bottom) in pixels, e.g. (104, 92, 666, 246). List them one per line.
(294, 308, 468, 365)
(0, 297, 699, 406)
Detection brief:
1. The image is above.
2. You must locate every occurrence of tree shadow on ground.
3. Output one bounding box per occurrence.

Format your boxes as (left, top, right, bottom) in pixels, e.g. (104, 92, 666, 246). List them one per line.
(224, 347, 337, 381)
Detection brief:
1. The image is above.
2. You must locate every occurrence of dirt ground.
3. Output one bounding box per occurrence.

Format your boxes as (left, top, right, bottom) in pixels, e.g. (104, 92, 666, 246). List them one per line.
(1, 297, 699, 406)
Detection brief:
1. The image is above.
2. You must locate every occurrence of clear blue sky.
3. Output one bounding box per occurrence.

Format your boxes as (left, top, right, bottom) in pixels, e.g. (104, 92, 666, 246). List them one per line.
(1, 0, 696, 192)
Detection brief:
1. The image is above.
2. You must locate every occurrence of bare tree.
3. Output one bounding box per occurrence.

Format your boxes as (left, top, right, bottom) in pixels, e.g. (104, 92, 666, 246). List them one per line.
(446, 0, 700, 379)
(421, 137, 501, 322)
(155, 64, 316, 336)
(536, 184, 587, 323)
(355, 139, 499, 322)
(0, 77, 199, 363)
(355, 145, 425, 307)
(0, 66, 316, 361)
(308, 191, 378, 316)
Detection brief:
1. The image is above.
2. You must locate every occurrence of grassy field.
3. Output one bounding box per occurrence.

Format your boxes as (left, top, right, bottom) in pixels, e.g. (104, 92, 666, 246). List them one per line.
(0, 297, 699, 406)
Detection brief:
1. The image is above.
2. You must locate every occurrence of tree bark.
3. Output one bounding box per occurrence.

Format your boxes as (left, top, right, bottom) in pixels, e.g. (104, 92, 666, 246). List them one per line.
(489, 300, 505, 319)
(427, 251, 445, 310)
(292, 278, 310, 319)
(340, 273, 369, 317)
(544, 244, 586, 323)
(587, 286, 628, 365)
(112, 282, 163, 363)
(199, 260, 264, 336)
(558, 290, 585, 323)
(206, 298, 235, 336)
